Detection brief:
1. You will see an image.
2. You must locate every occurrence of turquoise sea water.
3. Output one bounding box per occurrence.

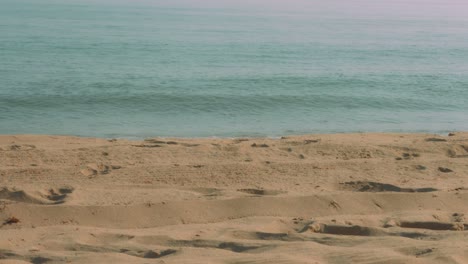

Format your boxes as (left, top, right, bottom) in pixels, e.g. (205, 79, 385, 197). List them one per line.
(1, 0, 468, 138)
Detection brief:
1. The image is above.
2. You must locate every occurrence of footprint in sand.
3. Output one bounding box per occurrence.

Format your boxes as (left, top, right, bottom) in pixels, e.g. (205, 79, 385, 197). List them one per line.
(251, 143, 269, 148)
(447, 145, 468, 158)
(233, 138, 249, 143)
(8, 144, 36, 151)
(425, 138, 447, 142)
(396, 153, 420, 160)
(142, 249, 177, 259)
(415, 165, 427, 170)
(81, 163, 121, 177)
(42, 187, 74, 203)
(339, 181, 437, 193)
(0, 187, 73, 204)
(438, 167, 453, 173)
(452, 213, 465, 223)
(308, 223, 386, 236)
(132, 144, 163, 148)
(0, 187, 44, 204)
(145, 139, 179, 145)
(182, 143, 199, 147)
(237, 188, 284, 196)
(304, 139, 320, 144)
(398, 221, 464, 231)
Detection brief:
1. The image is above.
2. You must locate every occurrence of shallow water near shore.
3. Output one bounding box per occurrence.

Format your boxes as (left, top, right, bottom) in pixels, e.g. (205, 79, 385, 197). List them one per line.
(1, 0, 468, 138)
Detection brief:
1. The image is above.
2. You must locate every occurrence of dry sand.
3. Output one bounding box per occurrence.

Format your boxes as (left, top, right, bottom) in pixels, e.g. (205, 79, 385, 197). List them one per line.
(1, 133, 468, 263)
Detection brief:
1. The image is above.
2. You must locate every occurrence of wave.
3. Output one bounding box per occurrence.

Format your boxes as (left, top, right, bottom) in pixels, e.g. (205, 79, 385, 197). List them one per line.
(0, 92, 457, 115)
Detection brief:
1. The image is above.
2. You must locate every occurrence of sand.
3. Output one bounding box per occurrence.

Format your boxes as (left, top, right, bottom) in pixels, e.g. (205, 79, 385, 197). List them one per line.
(1, 132, 468, 263)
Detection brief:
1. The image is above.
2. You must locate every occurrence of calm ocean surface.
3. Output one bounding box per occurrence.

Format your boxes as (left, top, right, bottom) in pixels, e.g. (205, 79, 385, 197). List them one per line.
(1, 0, 468, 138)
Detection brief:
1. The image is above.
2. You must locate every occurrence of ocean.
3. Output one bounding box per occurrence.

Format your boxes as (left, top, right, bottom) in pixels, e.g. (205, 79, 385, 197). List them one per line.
(1, 0, 468, 138)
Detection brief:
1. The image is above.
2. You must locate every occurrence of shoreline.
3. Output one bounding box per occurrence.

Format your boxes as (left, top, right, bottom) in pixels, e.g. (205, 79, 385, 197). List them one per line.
(1, 132, 468, 263)
(0, 130, 460, 141)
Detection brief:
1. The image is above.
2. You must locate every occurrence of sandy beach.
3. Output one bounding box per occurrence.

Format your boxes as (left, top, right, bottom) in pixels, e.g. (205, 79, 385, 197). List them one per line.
(1, 132, 468, 263)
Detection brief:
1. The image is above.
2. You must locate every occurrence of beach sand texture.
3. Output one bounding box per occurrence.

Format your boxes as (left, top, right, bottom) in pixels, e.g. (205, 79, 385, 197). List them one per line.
(1, 133, 468, 263)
